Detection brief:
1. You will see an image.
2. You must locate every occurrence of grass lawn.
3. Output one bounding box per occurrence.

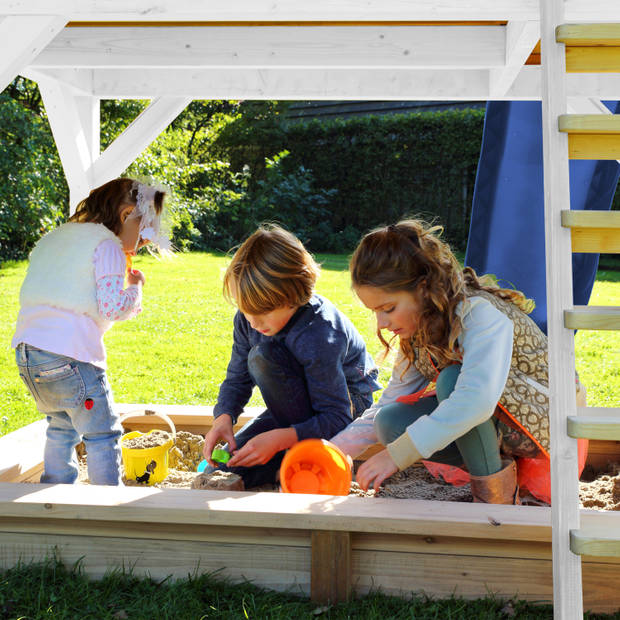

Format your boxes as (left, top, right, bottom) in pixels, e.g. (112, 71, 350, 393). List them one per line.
(0, 252, 618, 619)
(1, 251, 617, 435)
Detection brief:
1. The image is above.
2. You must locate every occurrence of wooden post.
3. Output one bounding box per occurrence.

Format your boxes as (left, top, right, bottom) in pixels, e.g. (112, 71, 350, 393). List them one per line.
(311, 530, 352, 604)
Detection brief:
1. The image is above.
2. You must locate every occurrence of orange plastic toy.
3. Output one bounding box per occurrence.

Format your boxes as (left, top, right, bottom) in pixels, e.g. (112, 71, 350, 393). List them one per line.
(280, 439, 352, 495)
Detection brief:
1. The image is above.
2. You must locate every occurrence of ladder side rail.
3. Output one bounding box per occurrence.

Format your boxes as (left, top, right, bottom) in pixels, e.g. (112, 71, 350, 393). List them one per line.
(540, 0, 583, 618)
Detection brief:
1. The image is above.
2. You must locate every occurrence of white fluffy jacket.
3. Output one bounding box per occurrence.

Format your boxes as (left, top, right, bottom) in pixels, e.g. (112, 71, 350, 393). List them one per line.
(19, 222, 122, 327)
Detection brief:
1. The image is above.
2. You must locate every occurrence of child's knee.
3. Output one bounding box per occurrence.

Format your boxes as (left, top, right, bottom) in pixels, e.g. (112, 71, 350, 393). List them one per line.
(436, 364, 462, 402)
(374, 403, 407, 445)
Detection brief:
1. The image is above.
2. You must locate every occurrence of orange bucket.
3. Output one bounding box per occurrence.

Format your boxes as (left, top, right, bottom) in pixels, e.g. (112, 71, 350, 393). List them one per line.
(280, 439, 352, 495)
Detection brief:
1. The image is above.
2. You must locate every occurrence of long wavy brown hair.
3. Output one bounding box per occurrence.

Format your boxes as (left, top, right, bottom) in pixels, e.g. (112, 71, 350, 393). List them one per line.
(68, 178, 165, 235)
(350, 219, 535, 369)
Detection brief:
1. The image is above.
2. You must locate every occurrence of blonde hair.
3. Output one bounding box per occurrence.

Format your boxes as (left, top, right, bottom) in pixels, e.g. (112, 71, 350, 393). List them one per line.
(223, 224, 320, 315)
(350, 219, 535, 369)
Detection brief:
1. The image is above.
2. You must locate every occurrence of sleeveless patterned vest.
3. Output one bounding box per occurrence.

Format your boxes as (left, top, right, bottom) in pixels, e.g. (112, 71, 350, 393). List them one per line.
(412, 289, 550, 457)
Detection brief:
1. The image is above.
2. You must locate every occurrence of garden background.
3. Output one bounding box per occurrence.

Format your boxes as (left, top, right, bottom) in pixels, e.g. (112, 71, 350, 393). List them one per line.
(0, 79, 619, 618)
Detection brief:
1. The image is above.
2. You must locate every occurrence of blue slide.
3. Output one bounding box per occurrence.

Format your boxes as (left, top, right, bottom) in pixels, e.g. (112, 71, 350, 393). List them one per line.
(465, 101, 619, 333)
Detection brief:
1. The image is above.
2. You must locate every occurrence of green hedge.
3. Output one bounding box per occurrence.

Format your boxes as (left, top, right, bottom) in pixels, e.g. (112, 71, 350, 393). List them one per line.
(214, 108, 486, 249)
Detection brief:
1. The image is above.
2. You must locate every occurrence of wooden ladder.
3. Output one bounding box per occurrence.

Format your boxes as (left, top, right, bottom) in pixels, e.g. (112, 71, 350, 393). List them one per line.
(541, 5, 620, 618)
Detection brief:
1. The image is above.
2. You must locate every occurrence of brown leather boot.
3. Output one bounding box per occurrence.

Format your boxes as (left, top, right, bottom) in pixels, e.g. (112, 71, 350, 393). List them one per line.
(470, 459, 521, 504)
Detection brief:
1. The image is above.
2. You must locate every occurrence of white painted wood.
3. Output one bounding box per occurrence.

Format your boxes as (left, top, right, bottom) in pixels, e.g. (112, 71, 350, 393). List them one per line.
(82, 67, 492, 99)
(37, 75, 93, 211)
(31, 26, 505, 70)
(489, 21, 539, 98)
(509, 68, 620, 100)
(0, 1, 540, 22)
(540, 0, 583, 618)
(0, 15, 66, 93)
(20, 67, 93, 96)
(90, 97, 190, 187)
(26, 65, 620, 100)
(2, 0, 620, 22)
(76, 96, 100, 165)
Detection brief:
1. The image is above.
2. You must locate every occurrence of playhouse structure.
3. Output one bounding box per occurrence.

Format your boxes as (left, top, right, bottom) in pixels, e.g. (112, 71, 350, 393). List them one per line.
(1, 1, 620, 617)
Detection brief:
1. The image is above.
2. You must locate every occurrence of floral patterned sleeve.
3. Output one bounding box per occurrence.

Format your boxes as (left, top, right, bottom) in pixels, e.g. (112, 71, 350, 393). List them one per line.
(96, 275, 142, 321)
(92, 240, 142, 322)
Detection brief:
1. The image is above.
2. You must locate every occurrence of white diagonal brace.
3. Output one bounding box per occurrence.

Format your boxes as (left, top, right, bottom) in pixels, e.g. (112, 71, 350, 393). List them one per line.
(37, 75, 94, 212)
(0, 15, 66, 93)
(489, 21, 539, 98)
(90, 97, 191, 187)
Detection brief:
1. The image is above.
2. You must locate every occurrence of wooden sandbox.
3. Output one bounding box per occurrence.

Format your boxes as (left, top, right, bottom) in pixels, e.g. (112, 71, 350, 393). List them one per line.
(1, 406, 619, 613)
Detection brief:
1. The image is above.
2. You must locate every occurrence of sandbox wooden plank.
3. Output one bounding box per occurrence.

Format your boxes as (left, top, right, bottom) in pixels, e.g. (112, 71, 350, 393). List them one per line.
(0, 482, 552, 541)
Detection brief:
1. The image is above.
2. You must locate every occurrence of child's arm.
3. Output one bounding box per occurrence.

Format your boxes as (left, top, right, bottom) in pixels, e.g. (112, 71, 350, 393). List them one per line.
(226, 427, 298, 468)
(202, 414, 237, 467)
(94, 240, 142, 321)
(396, 297, 513, 463)
(330, 352, 427, 458)
(213, 311, 255, 424)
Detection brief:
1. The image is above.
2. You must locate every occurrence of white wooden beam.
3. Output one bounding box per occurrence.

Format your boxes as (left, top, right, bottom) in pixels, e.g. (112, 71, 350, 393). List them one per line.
(0, 15, 66, 93)
(20, 67, 93, 96)
(489, 20, 539, 98)
(37, 75, 94, 211)
(508, 68, 620, 100)
(82, 67, 491, 100)
(3, 1, 620, 22)
(29, 65, 620, 101)
(90, 97, 190, 187)
(0, 2, 538, 22)
(539, 0, 583, 617)
(31, 26, 505, 70)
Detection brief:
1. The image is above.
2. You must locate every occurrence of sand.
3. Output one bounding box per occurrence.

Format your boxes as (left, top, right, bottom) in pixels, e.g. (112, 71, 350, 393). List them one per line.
(99, 430, 619, 509)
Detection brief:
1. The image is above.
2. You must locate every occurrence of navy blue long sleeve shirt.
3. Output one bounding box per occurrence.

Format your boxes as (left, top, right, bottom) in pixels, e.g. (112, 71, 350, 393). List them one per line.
(214, 294, 381, 441)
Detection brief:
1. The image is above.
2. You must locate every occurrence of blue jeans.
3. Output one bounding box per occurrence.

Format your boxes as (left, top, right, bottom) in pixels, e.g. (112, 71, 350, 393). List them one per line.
(373, 364, 502, 476)
(215, 341, 370, 488)
(15, 343, 123, 485)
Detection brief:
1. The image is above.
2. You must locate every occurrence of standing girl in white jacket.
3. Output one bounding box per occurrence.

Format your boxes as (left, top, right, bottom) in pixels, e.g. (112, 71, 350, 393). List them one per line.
(13, 178, 168, 485)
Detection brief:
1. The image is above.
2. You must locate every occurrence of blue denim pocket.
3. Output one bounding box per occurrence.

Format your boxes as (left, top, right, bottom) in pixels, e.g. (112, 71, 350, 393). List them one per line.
(32, 361, 85, 409)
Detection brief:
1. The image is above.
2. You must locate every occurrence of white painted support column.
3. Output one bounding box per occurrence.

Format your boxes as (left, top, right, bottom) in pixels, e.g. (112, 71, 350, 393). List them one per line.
(90, 97, 191, 188)
(489, 21, 539, 98)
(37, 76, 95, 212)
(539, 0, 583, 618)
(0, 15, 66, 93)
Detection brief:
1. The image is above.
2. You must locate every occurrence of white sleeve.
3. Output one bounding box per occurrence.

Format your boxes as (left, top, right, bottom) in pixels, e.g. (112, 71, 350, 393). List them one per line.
(404, 297, 513, 458)
(330, 351, 428, 458)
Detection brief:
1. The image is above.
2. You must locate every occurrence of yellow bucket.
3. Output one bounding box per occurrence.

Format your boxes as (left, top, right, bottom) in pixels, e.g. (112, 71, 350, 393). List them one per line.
(120, 411, 176, 485)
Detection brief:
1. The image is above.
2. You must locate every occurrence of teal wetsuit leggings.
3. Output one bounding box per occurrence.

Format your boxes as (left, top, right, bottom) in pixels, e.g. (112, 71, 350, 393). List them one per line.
(373, 364, 502, 476)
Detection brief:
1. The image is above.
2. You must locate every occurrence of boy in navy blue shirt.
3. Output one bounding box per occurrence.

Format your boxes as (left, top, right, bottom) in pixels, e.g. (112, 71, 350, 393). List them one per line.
(203, 224, 380, 488)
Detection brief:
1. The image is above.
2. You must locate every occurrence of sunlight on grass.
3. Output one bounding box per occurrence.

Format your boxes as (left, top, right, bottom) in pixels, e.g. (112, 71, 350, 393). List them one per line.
(1, 252, 618, 436)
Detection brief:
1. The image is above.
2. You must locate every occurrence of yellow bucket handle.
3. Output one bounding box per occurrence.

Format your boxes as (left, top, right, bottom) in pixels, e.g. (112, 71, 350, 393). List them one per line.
(119, 409, 177, 445)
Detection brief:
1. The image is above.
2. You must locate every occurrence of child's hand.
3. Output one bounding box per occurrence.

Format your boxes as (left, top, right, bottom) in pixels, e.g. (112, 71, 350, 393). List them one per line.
(203, 414, 236, 467)
(355, 449, 398, 493)
(127, 269, 145, 287)
(227, 428, 297, 468)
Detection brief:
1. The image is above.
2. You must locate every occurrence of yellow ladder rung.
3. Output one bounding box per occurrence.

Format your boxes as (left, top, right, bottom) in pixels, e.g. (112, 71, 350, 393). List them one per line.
(568, 409, 620, 440)
(564, 306, 620, 330)
(571, 528, 620, 558)
(561, 210, 620, 253)
(557, 23, 620, 46)
(557, 24, 620, 72)
(559, 114, 620, 159)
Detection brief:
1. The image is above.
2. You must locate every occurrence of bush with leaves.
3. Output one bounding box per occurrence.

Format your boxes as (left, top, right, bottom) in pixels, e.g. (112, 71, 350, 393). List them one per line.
(0, 88, 67, 261)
